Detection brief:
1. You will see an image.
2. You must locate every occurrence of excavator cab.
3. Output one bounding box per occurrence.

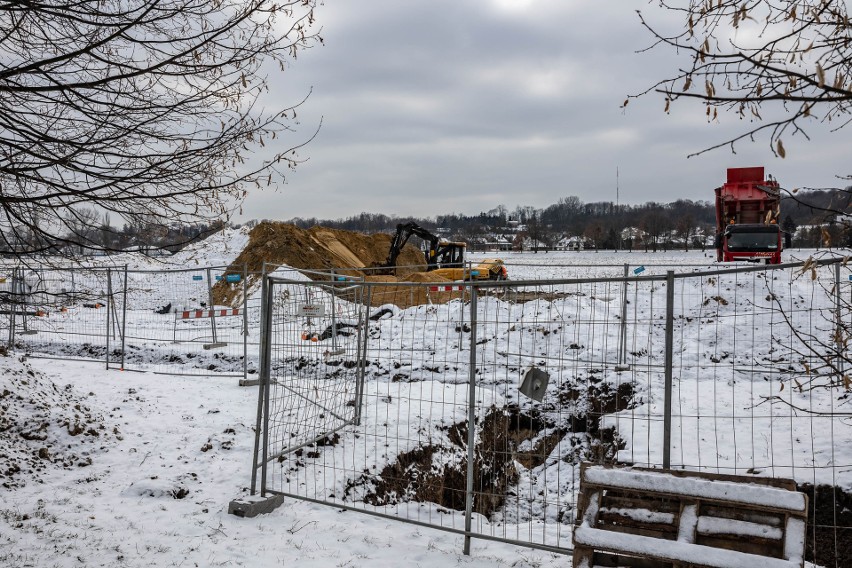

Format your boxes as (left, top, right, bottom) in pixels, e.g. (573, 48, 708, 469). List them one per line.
(427, 241, 465, 269)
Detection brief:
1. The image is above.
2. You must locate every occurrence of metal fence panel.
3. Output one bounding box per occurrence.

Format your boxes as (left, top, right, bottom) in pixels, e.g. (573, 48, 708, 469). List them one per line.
(256, 276, 640, 552)
(10, 266, 119, 362)
(253, 259, 852, 566)
(7, 264, 257, 379)
(115, 266, 250, 376)
(264, 278, 364, 457)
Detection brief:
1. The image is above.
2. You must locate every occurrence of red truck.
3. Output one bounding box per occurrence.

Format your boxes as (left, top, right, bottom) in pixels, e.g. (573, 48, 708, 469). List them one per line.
(714, 167, 784, 264)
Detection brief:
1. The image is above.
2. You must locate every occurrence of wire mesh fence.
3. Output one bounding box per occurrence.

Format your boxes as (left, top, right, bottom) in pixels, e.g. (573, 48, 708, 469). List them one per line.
(115, 266, 254, 377)
(4, 266, 123, 362)
(252, 258, 852, 565)
(2, 264, 259, 378)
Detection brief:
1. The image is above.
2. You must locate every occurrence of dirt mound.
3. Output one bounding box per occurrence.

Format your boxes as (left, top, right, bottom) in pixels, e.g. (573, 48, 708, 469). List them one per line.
(230, 221, 425, 276)
(0, 356, 119, 489)
(363, 272, 465, 307)
(212, 222, 426, 306)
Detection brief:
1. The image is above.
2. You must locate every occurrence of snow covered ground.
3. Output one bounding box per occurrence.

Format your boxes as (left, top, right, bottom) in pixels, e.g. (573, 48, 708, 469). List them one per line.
(1, 239, 849, 566)
(0, 356, 564, 567)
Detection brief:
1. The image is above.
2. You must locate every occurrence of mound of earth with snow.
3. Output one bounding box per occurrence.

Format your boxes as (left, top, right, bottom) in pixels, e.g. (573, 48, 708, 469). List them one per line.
(213, 222, 442, 307)
(0, 355, 119, 489)
(229, 222, 424, 275)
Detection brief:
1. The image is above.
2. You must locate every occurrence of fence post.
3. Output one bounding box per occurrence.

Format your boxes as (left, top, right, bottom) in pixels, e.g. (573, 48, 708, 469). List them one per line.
(18, 268, 30, 336)
(121, 265, 128, 370)
(106, 268, 112, 370)
(7, 267, 17, 348)
(206, 267, 218, 345)
(663, 270, 675, 469)
(618, 263, 629, 367)
(330, 270, 338, 351)
(242, 263, 248, 382)
(463, 284, 478, 556)
(251, 272, 272, 496)
(354, 284, 373, 426)
(835, 262, 845, 377)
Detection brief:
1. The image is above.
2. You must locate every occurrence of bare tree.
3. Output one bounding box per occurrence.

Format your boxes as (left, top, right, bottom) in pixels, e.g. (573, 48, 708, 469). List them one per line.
(64, 208, 102, 254)
(675, 214, 696, 252)
(634, 0, 851, 163)
(0, 0, 322, 255)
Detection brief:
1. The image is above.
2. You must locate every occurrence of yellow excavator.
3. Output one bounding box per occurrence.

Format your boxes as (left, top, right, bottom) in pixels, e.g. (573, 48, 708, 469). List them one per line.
(380, 222, 507, 281)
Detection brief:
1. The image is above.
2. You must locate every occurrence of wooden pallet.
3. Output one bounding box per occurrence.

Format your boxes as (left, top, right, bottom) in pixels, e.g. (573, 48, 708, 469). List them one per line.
(572, 463, 808, 568)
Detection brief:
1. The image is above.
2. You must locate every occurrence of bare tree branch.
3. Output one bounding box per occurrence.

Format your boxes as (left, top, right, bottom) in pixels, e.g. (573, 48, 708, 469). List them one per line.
(0, 0, 322, 256)
(633, 1, 852, 163)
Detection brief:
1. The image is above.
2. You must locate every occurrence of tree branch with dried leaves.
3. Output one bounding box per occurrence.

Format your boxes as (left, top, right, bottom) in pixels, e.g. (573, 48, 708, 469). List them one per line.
(632, 0, 852, 161)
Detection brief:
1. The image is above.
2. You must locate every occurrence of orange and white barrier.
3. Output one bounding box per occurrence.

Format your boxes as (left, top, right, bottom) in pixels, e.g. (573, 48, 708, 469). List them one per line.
(428, 285, 465, 292)
(178, 308, 240, 320)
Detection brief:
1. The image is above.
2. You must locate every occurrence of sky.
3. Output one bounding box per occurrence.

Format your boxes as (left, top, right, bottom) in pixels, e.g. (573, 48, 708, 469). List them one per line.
(236, 1, 851, 223)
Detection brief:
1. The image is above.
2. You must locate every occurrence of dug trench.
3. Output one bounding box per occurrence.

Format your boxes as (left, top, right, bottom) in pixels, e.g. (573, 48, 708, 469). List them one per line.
(798, 483, 852, 568)
(339, 381, 633, 518)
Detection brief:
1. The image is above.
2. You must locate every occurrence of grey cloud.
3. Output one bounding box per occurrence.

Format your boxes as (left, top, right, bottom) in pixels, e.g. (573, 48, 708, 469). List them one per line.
(239, 1, 849, 222)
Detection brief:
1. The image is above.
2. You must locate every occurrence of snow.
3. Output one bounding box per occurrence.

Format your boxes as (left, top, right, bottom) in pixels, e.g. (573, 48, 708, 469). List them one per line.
(1, 357, 561, 567)
(573, 525, 801, 568)
(2, 240, 848, 566)
(598, 506, 675, 525)
(583, 467, 807, 512)
(696, 516, 783, 540)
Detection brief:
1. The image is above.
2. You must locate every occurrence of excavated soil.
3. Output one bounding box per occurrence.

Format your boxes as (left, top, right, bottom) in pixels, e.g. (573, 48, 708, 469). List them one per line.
(212, 222, 445, 308)
(799, 483, 852, 568)
(362, 272, 465, 307)
(340, 386, 629, 520)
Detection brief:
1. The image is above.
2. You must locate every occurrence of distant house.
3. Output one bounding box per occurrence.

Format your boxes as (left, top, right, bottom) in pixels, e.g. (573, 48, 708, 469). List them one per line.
(520, 237, 549, 252)
(557, 236, 587, 251)
(492, 236, 514, 251)
(620, 227, 646, 249)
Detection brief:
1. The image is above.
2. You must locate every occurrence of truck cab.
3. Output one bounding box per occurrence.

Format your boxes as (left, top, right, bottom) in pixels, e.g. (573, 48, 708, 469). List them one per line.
(715, 167, 783, 264)
(720, 223, 782, 263)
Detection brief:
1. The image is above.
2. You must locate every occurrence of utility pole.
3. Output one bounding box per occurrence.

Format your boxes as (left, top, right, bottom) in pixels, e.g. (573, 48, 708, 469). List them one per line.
(616, 166, 620, 209)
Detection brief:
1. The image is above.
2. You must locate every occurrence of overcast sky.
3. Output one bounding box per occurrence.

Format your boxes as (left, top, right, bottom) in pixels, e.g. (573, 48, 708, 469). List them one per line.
(236, 1, 850, 222)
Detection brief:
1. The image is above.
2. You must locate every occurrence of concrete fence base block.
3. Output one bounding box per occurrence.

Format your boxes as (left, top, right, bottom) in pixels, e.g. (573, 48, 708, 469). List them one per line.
(228, 494, 286, 518)
(238, 378, 261, 387)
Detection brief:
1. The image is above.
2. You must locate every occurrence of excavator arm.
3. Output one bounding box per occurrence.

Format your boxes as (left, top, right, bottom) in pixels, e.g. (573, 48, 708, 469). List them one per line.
(383, 222, 464, 271)
(384, 223, 439, 268)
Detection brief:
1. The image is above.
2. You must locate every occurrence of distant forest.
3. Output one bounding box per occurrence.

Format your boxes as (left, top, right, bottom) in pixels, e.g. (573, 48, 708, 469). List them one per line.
(13, 189, 847, 256)
(285, 188, 852, 250)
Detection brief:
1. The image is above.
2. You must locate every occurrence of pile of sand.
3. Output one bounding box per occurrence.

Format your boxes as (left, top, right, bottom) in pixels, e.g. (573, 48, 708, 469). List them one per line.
(213, 222, 460, 308)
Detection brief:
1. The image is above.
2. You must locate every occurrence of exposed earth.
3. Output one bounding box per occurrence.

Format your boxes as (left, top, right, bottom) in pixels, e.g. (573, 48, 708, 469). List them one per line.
(212, 222, 461, 308)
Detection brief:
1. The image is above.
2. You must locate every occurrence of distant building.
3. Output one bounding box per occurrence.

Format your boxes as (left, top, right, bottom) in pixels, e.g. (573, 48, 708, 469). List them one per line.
(555, 236, 587, 251)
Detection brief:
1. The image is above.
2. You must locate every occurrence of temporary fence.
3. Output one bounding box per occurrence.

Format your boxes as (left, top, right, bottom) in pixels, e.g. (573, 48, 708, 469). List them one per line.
(2, 264, 259, 379)
(113, 265, 257, 377)
(1, 265, 124, 362)
(250, 257, 852, 566)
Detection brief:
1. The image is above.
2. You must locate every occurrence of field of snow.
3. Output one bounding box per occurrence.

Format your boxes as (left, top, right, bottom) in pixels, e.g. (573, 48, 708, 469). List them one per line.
(1, 236, 849, 567)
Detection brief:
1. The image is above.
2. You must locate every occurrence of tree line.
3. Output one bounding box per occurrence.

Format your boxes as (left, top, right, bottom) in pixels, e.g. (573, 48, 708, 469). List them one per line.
(11, 187, 846, 257)
(0, 209, 225, 257)
(287, 189, 851, 251)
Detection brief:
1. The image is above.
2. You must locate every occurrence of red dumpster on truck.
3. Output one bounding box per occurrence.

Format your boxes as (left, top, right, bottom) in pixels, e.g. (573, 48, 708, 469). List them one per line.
(715, 167, 783, 264)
